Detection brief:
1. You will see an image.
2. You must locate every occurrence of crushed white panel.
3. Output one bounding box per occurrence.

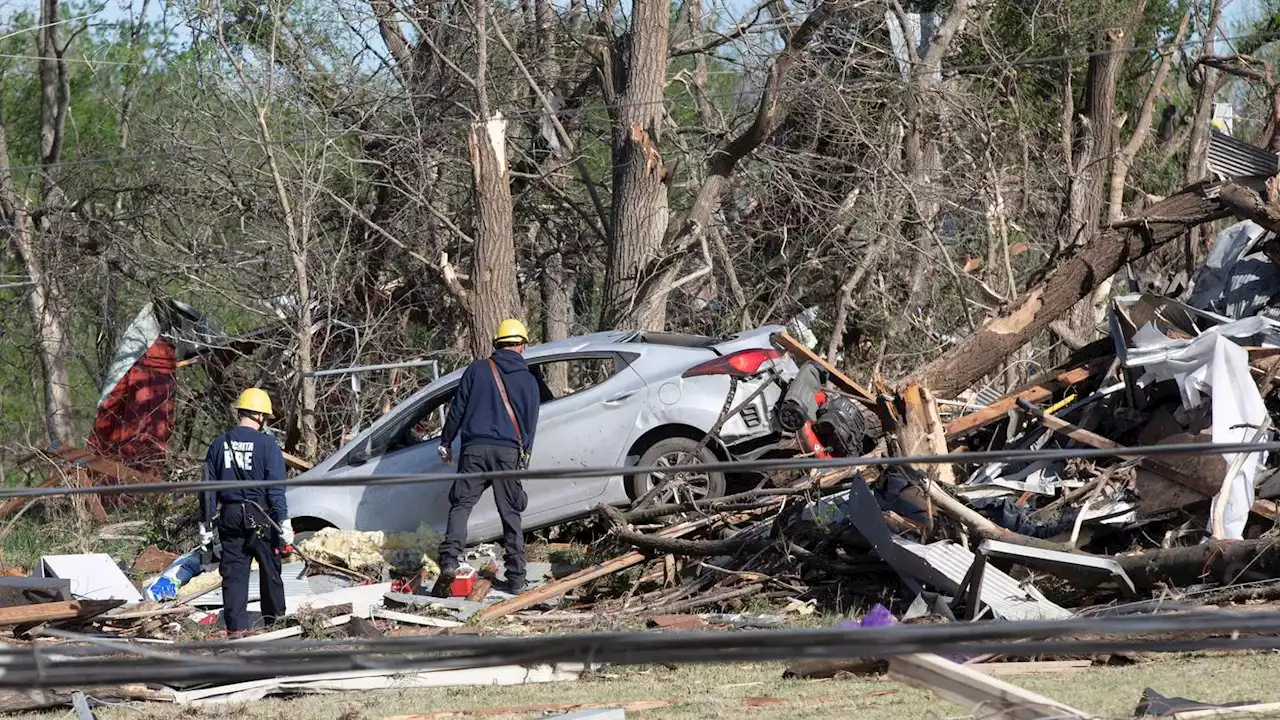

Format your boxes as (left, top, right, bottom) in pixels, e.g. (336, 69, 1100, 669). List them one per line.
(1120, 314, 1274, 539)
(172, 664, 591, 705)
(893, 539, 1072, 621)
(38, 554, 141, 603)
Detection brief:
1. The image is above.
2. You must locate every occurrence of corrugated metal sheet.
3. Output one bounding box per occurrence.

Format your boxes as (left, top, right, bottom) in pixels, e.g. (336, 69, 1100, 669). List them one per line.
(893, 538, 1072, 622)
(1208, 130, 1280, 179)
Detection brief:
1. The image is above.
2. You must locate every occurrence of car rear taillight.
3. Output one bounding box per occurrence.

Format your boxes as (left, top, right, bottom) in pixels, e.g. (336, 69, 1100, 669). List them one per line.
(683, 348, 784, 378)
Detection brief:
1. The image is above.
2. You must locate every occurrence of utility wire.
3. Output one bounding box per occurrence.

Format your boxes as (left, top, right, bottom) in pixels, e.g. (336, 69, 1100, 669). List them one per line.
(1, 28, 1276, 177)
(10, 609, 1280, 688)
(6, 440, 1280, 500)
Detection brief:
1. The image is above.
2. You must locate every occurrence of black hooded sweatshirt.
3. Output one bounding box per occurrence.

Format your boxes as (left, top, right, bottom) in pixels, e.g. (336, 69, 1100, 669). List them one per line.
(440, 348, 541, 453)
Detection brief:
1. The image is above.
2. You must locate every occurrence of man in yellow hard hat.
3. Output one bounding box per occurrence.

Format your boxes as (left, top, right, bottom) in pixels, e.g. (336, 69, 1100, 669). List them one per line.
(200, 388, 292, 633)
(433, 319, 541, 597)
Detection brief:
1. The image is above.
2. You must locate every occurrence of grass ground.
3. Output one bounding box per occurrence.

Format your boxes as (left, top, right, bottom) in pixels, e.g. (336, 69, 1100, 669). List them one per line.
(17, 651, 1280, 720)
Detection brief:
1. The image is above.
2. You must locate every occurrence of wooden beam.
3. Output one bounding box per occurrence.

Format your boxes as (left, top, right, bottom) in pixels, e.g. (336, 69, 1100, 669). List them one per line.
(0, 600, 124, 626)
(970, 660, 1092, 677)
(283, 452, 313, 471)
(772, 331, 876, 405)
(945, 357, 1111, 438)
(888, 653, 1092, 720)
(370, 607, 463, 628)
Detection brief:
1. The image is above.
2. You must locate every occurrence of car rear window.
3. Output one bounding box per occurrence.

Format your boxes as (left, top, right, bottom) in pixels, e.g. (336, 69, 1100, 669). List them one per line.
(629, 331, 717, 348)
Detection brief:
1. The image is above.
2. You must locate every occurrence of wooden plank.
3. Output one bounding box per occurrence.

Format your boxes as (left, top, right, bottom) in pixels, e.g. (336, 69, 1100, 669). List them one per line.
(283, 452, 313, 471)
(772, 331, 875, 404)
(970, 660, 1092, 677)
(888, 653, 1092, 720)
(0, 600, 123, 626)
(945, 358, 1110, 439)
(370, 607, 463, 628)
(384, 700, 675, 719)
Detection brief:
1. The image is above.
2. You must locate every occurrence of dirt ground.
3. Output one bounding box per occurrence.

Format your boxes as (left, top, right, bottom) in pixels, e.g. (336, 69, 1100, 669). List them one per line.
(17, 651, 1280, 720)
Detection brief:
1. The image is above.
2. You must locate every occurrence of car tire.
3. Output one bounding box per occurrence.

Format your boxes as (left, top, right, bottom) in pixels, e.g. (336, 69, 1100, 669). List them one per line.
(627, 437, 727, 508)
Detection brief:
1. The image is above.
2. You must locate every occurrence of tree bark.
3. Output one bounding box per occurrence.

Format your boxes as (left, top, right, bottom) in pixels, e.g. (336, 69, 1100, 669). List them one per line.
(912, 182, 1229, 397)
(541, 250, 571, 393)
(467, 113, 521, 357)
(1115, 538, 1280, 590)
(1054, 13, 1141, 363)
(1180, 0, 1223, 274)
(600, 0, 671, 331)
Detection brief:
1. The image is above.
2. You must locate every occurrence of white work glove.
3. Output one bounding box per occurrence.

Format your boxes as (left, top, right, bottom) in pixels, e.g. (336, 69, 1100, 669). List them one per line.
(438, 445, 453, 464)
(280, 519, 295, 547)
(198, 523, 215, 550)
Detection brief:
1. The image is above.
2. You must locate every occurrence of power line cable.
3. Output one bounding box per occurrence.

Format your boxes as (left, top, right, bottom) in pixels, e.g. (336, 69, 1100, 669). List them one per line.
(11, 609, 1280, 687)
(6, 440, 1280, 500)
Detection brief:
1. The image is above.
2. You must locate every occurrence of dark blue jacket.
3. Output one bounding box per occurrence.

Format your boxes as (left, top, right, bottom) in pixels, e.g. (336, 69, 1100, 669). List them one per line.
(201, 426, 288, 524)
(441, 349, 541, 453)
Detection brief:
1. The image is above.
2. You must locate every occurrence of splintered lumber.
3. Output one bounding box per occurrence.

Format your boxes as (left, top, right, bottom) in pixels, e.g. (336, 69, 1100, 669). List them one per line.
(0, 599, 123, 626)
(899, 383, 955, 485)
(888, 653, 1092, 720)
(773, 331, 876, 404)
(944, 356, 1111, 438)
(384, 700, 673, 719)
(1115, 538, 1280, 590)
(475, 517, 714, 621)
(915, 181, 1229, 398)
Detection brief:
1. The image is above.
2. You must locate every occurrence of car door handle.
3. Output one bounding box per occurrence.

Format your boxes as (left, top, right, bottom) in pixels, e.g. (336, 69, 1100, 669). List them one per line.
(603, 391, 637, 405)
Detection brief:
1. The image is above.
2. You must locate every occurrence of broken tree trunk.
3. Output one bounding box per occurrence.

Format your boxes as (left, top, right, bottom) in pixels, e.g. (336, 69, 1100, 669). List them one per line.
(898, 384, 955, 485)
(913, 182, 1229, 398)
(1115, 538, 1280, 590)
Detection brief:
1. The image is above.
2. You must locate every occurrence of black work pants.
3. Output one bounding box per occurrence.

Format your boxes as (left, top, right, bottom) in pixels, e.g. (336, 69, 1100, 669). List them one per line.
(218, 503, 286, 632)
(438, 444, 528, 583)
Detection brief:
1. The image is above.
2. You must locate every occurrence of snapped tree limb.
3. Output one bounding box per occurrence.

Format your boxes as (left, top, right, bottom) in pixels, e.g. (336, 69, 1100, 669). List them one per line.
(912, 181, 1230, 398)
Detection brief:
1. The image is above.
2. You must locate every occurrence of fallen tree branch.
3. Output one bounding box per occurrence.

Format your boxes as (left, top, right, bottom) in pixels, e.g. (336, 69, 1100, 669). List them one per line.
(643, 582, 764, 615)
(620, 485, 835, 524)
(912, 182, 1229, 397)
(1114, 538, 1280, 590)
(601, 504, 759, 556)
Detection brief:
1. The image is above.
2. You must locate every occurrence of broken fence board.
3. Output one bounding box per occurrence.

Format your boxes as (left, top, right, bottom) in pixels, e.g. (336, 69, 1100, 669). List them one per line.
(888, 653, 1093, 720)
(383, 700, 673, 719)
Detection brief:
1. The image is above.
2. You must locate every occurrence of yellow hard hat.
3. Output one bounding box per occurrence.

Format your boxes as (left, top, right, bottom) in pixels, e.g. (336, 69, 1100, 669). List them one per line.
(234, 388, 274, 417)
(493, 318, 529, 345)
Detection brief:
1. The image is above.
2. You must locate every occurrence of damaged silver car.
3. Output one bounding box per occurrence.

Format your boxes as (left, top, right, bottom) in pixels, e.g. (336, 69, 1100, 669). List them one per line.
(287, 326, 800, 541)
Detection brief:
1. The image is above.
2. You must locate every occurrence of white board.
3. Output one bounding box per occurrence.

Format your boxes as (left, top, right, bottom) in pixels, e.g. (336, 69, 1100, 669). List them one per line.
(38, 554, 142, 602)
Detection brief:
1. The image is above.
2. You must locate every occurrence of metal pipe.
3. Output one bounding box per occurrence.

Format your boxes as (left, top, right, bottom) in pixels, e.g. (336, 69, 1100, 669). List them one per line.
(302, 356, 447, 378)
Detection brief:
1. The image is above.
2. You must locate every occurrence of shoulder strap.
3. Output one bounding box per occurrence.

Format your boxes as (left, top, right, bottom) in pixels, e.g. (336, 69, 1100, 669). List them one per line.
(488, 359, 524, 450)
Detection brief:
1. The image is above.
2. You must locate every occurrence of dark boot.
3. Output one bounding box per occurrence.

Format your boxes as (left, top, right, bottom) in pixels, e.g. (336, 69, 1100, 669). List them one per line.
(430, 567, 456, 598)
(494, 576, 527, 595)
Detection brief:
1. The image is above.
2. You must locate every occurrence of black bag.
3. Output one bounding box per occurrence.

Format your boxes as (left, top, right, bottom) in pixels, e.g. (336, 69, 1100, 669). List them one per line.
(813, 394, 868, 457)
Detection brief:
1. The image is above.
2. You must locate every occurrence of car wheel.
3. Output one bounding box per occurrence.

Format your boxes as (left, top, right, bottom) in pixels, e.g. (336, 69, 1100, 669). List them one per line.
(627, 437, 727, 508)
